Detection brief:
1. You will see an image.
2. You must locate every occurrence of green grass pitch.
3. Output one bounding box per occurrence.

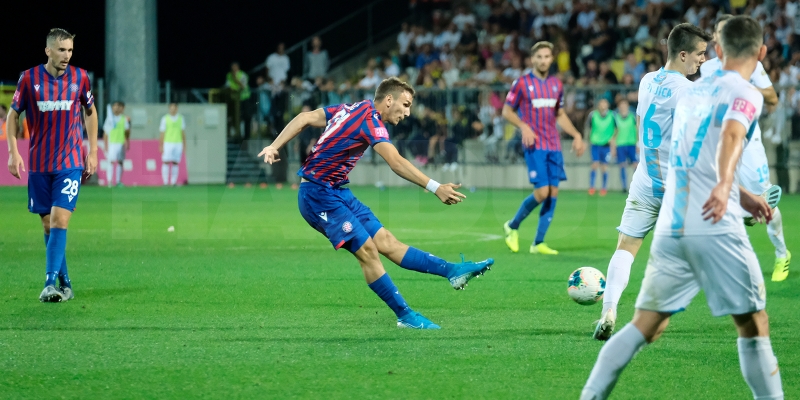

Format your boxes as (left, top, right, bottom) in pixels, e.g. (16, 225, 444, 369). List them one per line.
(0, 185, 797, 399)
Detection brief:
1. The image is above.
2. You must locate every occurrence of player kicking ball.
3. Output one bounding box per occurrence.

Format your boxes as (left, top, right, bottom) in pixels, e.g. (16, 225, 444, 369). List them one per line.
(6, 29, 99, 302)
(700, 14, 790, 282)
(593, 24, 712, 340)
(257, 77, 493, 329)
(581, 17, 782, 399)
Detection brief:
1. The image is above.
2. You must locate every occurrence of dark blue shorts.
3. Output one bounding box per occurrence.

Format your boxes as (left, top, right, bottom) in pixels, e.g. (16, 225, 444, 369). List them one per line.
(591, 145, 611, 163)
(298, 182, 383, 253)
(28, 169, 83, 214)
(617, 145, 638, 164)
(524, 149, 566, 188)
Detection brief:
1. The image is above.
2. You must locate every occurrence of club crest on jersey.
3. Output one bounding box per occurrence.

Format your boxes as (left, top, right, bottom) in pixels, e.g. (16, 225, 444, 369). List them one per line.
(36, 100, 74, 112)
(552, 85, 558, 91)
(342, 221, 353, 233)
(69, 83, 79, 92)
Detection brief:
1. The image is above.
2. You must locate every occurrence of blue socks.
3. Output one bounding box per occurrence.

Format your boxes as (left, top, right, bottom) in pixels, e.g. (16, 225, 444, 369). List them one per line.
(509, 194, 540, 229)
(368, 273, 411, 318)
(45, 228, 68, 288)
(602, 171, 608, 190)
(620, 167, 627, 189)
(44, 233, 71, 288)
(590, 169, 596, 188)
(399, 247, 452, 277)
(535, 197, 557, 245)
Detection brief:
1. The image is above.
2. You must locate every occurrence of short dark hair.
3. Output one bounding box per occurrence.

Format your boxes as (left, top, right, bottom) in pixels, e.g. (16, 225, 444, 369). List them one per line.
(46, 28, 74, 46)
(531, 41, 554, 56)
(714, 14, 734, 32)
(719, 16, 763, 59)
(374, 77, 415, 102)
(115, 101, 125, 107)
(667, 23, 713, 60)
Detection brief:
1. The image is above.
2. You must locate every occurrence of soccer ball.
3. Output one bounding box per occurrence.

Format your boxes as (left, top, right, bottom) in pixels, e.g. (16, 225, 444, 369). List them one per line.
(568, 267, 606, 305)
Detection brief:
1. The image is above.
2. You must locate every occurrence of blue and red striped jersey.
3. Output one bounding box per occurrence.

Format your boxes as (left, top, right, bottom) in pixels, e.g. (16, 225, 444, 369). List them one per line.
(11, 65, 94, 173)
(299, 100, 391, 188)
(505, 72, 564, 151)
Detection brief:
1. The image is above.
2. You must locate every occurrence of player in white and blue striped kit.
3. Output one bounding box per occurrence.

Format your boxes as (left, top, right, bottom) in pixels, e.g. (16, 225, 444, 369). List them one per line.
(581, 17, 783, 400)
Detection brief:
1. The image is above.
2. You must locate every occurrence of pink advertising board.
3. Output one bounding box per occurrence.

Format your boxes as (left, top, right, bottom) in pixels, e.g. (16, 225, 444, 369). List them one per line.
(0, 139, 187, 186)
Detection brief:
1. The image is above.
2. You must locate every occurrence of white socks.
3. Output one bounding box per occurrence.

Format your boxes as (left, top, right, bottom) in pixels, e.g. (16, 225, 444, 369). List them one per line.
(768, 208, 787, 259)
(115, 163, 122, 185)
(107, 162, 115, 186)
(738, 337, 784, 400)
(170, 165, 180, 185)
(581, 323, 647, 400)
(602, 250, 635, 317)
(162, 164, 170, 185)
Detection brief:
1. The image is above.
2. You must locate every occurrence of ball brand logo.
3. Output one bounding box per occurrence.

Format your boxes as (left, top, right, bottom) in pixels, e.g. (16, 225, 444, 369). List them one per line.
(36, 100, 74, 112)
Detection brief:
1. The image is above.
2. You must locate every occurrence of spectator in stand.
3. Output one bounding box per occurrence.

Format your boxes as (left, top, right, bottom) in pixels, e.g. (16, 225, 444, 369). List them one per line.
(457, 23, 479, 55)
(474, 58, 500, 85)
(414, 25, 434, 49)
(453, 6, 477, 31)
(585, 59, 599, 80)
(586, 18, 616, 62)
(623, 53, 646, 84)
(266, 43, 290, 85)
(305, 36, 329, 80)
(555, 38, 571, 74)
(441, 59, 460, 88)
(255, 75, 273, 128)
(383, 56, 400, 77)
(397, 23, 415, 68)
(598, 61, 619, 84)
(438, 43, 456, 65)
(502, 55, 524, 83)
(358, 68, 382, 89)
(226, 62, 253, 139)
(576, 3, 597, 41)
(431, 25, 445, 50)
(616, 4, 637, 42)
(416, 43, 438, 70)
(683, 2, 706, 25)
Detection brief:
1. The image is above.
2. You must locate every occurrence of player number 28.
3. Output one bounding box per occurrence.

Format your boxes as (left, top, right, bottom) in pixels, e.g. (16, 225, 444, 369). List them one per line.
(61, 178, 80, 197)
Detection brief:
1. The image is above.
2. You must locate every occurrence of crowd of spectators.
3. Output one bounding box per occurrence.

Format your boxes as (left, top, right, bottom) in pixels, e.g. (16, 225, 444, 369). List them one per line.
(236, 0, 800, 169)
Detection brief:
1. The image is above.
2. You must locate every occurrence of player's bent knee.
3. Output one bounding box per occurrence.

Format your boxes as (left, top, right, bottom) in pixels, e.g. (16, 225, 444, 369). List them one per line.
(632, 309, 671, 343)
(373, 228, 401, 254)
(733, 310, 770, 338)
(617, 234, 643, 257)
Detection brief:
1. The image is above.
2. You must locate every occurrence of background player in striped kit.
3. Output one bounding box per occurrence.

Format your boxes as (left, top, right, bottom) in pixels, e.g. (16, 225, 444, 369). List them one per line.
(502, 41, 586, 256)
(159, 102, 186, 186)
(257, 77, 494, 329)
(6, 28, 99, 302)
(102, 100, 129, 187)
(613, 100, 638, 193)
(582, 17, 782, 399)
(594, 24, 713, 340)
(700, 14, 791, 282)
(585, 98, 615, 196)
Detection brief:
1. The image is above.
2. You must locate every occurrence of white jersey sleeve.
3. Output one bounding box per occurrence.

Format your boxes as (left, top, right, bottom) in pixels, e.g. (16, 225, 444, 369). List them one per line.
(749, 62, 772, 89)
(655, 71, 764, 237)
(159, 116, 167, 132)
(629, 68, 692, 200)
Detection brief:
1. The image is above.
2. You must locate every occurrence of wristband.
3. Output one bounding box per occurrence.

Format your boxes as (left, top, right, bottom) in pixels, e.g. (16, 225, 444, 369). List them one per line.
(426, 179, 441, 193)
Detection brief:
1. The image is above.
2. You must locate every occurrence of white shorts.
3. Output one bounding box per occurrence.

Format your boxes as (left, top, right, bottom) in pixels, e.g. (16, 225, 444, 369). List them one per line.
(617, 192, 662, 239)
(738, 140, 771, 195)
(162, 142, 183, 163)
(635, 233, 766, 317)
(107, 143, 125, 163)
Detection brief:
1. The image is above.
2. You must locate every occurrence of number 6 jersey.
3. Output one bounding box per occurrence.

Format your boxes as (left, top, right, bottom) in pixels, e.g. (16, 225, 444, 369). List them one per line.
(630, 68, 693, 201)
(655, 69, 764, 237)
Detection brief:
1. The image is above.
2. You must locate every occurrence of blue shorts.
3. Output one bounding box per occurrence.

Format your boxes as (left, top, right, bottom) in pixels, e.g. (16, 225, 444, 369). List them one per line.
(524, 149, 567, 188)
(591, 145, 611, 164)
(617, 145, 638, 164)
(28, 169, 83, 214)
(298, 182, 383, 253)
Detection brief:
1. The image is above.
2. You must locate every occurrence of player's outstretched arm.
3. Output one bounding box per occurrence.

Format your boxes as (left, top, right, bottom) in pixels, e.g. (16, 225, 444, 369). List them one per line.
(702, 119, 747, 223)
(502, 105, 536, 147)
(85, 105, 99, 177)
(373, 142, 465, 205)
(258, 108, 327, 164)
(5, 109, 25, 179)
(556, 109, 585, 157)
